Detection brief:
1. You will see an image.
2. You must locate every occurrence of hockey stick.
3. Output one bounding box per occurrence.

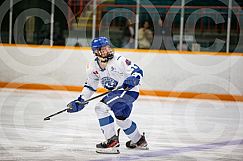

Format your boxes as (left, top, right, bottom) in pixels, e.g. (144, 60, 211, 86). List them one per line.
(44, 86, 123, 121)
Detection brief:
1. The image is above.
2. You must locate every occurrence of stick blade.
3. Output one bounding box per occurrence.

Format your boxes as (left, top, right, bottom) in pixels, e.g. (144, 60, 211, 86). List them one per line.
(44, 117, 50, 121)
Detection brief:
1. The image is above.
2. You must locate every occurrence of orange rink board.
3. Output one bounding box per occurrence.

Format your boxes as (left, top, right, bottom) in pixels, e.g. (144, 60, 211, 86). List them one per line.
(0, 81, 243, 102)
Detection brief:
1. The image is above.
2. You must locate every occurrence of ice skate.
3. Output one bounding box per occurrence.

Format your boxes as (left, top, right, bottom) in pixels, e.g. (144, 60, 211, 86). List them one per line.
(126, 132, 149, 150)
(96, 129, 120, 154)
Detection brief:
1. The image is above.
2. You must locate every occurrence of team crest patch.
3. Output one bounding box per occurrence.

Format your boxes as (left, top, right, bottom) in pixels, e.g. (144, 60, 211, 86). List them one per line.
(125, 59, 131, 65)
(101, 77, 118, 90)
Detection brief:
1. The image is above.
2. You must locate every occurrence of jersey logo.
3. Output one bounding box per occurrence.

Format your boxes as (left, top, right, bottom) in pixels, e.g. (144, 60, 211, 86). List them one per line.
(125, 59, 131, 66)
(111, 66, 115, 71)
(110, 66, 123, 74)
(101, 77, 118, 90)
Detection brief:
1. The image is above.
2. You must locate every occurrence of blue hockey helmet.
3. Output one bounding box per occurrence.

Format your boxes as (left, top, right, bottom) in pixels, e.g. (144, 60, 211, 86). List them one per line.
(91, 37, 114, 62)
(91, 37, 110, 53)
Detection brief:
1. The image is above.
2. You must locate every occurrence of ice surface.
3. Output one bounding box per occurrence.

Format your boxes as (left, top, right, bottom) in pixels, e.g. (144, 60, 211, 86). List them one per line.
(0, 88, 243, 161)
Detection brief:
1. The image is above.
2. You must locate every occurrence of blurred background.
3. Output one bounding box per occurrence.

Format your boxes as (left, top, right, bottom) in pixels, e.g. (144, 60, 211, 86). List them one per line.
(0, 0, 243, 52)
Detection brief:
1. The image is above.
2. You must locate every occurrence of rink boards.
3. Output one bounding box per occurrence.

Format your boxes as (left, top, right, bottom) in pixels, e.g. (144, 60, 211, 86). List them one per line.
(0, 44, 243, 101)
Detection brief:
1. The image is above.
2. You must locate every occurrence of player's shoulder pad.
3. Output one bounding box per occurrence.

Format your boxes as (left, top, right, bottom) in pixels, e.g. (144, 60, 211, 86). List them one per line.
(114, 54, 131, 65)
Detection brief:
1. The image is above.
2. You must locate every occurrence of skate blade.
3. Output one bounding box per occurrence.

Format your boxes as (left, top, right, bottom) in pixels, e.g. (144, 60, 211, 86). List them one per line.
(137, 142, 149, 150)
(126, 144, 149, 150)
(96, 147, 120, 154)
(136, 146, 149, 150)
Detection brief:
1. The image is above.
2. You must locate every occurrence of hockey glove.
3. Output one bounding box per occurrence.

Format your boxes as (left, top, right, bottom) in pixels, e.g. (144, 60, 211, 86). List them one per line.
(67, 95, 87, 113)
(122, 76, 140, 90)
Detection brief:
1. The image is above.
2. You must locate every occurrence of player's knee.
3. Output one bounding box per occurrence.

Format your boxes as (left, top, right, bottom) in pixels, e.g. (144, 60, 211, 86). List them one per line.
(112, 103, 132, 120)
(114, 108, 131, 120)
(115, 115, 127, 120)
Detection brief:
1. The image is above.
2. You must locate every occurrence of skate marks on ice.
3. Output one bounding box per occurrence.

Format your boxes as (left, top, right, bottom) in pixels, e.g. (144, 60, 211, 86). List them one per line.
(1, 89, 243, 160)
(0, 89, 93, 160)
(90, 139, 243, 161)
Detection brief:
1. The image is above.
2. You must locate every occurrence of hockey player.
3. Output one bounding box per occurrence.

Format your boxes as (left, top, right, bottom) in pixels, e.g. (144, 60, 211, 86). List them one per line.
(66, 36, 148, 154)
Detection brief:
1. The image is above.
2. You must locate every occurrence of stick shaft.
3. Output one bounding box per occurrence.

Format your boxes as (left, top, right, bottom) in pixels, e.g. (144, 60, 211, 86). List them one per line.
(77, 91, 110, 105)
(76, 86, 122, 105)
(44, 86, 122, 120)
(44, 108, 67, 119)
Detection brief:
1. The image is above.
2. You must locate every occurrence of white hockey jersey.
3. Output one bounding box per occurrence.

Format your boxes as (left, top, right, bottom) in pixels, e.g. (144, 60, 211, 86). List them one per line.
(81, 53, 143, 99)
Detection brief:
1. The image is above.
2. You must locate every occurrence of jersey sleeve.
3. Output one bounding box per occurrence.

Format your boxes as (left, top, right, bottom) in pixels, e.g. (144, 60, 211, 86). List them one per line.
(119, 56, 143, 80)
(81, 62, 99, 99)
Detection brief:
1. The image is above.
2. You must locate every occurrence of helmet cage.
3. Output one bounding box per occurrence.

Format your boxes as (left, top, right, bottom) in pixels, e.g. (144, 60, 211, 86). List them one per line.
(91, 37, 114, 62)
(94, 45, 114, 63)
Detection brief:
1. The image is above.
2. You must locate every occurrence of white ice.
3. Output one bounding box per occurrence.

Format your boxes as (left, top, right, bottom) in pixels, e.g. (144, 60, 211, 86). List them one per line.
(0, 88, 243, 161)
